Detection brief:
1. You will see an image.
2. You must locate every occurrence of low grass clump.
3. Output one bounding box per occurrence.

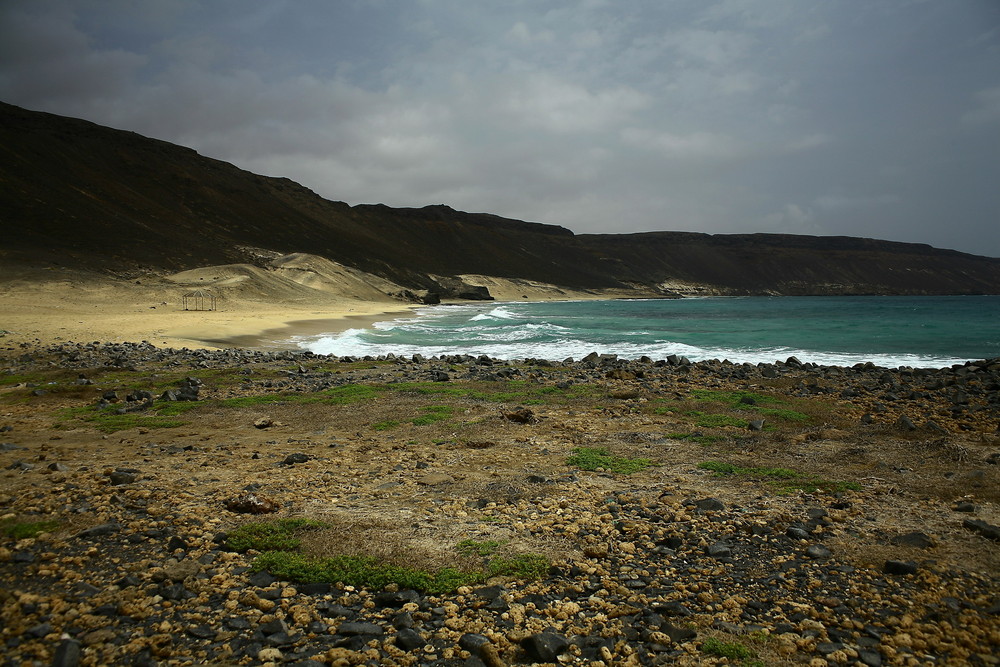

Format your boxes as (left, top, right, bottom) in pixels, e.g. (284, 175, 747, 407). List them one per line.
(226, 518, 328, 552)
(371, 419, 400, 431)
(411, 405, 454, 426)
(252, 552, 480, 594)
(691, 391, 812, 425)
(456, 539, 504, 557)
(0, 518, 61, 540)
(57, 382, 383, 433)
(57, 405, 189, 433)
(698, 460, 861, 494)
(218, 383, 380, 409)
(231, 521, 549, 594)
(567, 447, 654, 474)
(486, 553, 550, 579)
(370, 405, 455, 430)
(687, 411, 748, 428)
(454, 539, 549, 578)
(700, 637, 764, 666)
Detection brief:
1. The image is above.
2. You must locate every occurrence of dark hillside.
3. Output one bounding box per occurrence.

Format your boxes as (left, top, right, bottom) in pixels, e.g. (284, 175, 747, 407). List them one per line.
(0, 102, 618, 291)
(578, 232, 1000, 295)
(2, 101, 998, 295)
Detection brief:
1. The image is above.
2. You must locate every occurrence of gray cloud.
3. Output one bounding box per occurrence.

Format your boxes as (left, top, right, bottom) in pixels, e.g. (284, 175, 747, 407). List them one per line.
(2, 0, 998, 256)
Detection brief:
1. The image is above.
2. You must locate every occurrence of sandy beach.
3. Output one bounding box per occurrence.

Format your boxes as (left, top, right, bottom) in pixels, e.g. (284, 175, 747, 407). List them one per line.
(0, 261, 641, 353)
(0, 264, 419, 351)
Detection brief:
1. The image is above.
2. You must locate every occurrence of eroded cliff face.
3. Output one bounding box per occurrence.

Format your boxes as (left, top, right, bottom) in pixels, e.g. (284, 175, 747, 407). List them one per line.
(2, 101, 999, 296)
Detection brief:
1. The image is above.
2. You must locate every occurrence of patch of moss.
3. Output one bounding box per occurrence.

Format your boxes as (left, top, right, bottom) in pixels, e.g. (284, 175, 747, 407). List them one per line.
(756, 407, 810, 422)
(700, 637, 758, 663)
(218, 383, 381, 409)
(0, 518, 61, 540)
(691, 389, 781, 406)
(411, 405, 454, 426)
(234, 521, 548, 593)
(486, 553, 550, 579)
(698, 460, 861, 494)
(456, 539, 505, 557)
(567, 447, 654, 474)
(57, 405, 188, 433)
(252, 551, 482, 594)
(690, 389, 815, 424)
(371, 420, 400, 431)
(226, 518, 328, 552)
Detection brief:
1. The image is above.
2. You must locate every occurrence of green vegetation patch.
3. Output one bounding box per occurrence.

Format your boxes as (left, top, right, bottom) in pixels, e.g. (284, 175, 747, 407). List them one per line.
(252, 552, 481, 594)
(0, 518, 61, 540)
(57, 382, 383, 433)
(232, 520, 549, 594)
(456, 539, 504, 557)
(567, 447, 654, 475)
(456, 540, 549, 579)
(755, 407, 810, 422)
(371, 419, 400, 431)
(226, 518, 328, 552)
(411, 405, 454, 426)
(690, 389, 811, 424)
(56, 403, 190, 433)
(57, 405, 188, 433)
(218, 383, 380, 408)
(700, 637, 760, 664)
(698, 460, 861, 494)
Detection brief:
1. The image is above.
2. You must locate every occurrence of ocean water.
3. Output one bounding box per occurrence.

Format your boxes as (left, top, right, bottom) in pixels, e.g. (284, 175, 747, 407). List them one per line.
(299, 296, 1000, 368)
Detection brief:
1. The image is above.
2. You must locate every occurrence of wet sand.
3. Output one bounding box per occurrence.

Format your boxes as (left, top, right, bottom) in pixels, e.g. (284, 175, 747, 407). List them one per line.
(193, 310, 418, 350)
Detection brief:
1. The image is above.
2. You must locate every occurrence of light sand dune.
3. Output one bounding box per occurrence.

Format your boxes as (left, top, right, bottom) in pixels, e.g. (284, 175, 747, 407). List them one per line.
(0, 256, 642, 351)
(0, 256, 414, 350)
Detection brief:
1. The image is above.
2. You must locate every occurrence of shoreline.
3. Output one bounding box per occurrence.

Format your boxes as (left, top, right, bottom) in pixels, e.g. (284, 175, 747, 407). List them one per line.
(1, 268, 995, 368)
(0, 269, 421, 352)
(189, 309, 418, 350)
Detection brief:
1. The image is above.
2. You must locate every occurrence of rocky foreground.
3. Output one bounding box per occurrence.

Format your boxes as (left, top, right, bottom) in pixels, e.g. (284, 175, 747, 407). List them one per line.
(1, 342, 998, 667)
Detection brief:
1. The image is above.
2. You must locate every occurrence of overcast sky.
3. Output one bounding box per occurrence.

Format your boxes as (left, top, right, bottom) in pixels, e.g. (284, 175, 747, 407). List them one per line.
(2, 1, 998, 257)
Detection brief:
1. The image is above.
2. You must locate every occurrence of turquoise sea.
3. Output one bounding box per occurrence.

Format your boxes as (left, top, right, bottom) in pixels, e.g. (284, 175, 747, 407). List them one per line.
(299, 296, 1000, 368)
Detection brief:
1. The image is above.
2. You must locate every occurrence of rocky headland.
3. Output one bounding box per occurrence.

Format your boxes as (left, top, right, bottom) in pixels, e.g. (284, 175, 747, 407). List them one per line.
(1, 342, 998, 666)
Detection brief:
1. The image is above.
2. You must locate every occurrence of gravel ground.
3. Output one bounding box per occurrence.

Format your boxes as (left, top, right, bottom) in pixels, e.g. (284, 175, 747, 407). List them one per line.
(1, 343, 998, 666)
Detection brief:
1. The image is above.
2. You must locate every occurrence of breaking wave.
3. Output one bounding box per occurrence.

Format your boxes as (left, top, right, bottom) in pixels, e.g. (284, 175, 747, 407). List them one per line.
(298, 296, 999, 368)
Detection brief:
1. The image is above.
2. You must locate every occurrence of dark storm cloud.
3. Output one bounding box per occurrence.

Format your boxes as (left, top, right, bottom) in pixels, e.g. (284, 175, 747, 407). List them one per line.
(2, 0, 998, 256)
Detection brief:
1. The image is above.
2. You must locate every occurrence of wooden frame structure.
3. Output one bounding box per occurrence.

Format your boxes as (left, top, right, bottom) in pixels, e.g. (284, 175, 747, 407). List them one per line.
(182, 289, 216, 311)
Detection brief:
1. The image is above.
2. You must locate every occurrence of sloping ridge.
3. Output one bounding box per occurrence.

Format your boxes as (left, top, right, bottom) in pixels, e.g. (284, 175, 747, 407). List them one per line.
(2, 101, 998, 296)
(164, 254, 415, 304)
(580, 232, 1000, 295)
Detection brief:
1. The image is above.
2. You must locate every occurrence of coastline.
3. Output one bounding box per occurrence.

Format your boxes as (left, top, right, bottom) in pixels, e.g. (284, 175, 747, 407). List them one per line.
(0, 265, 635, 352)
(190, 310, 417, 350)
(0, 266, 423, 352)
